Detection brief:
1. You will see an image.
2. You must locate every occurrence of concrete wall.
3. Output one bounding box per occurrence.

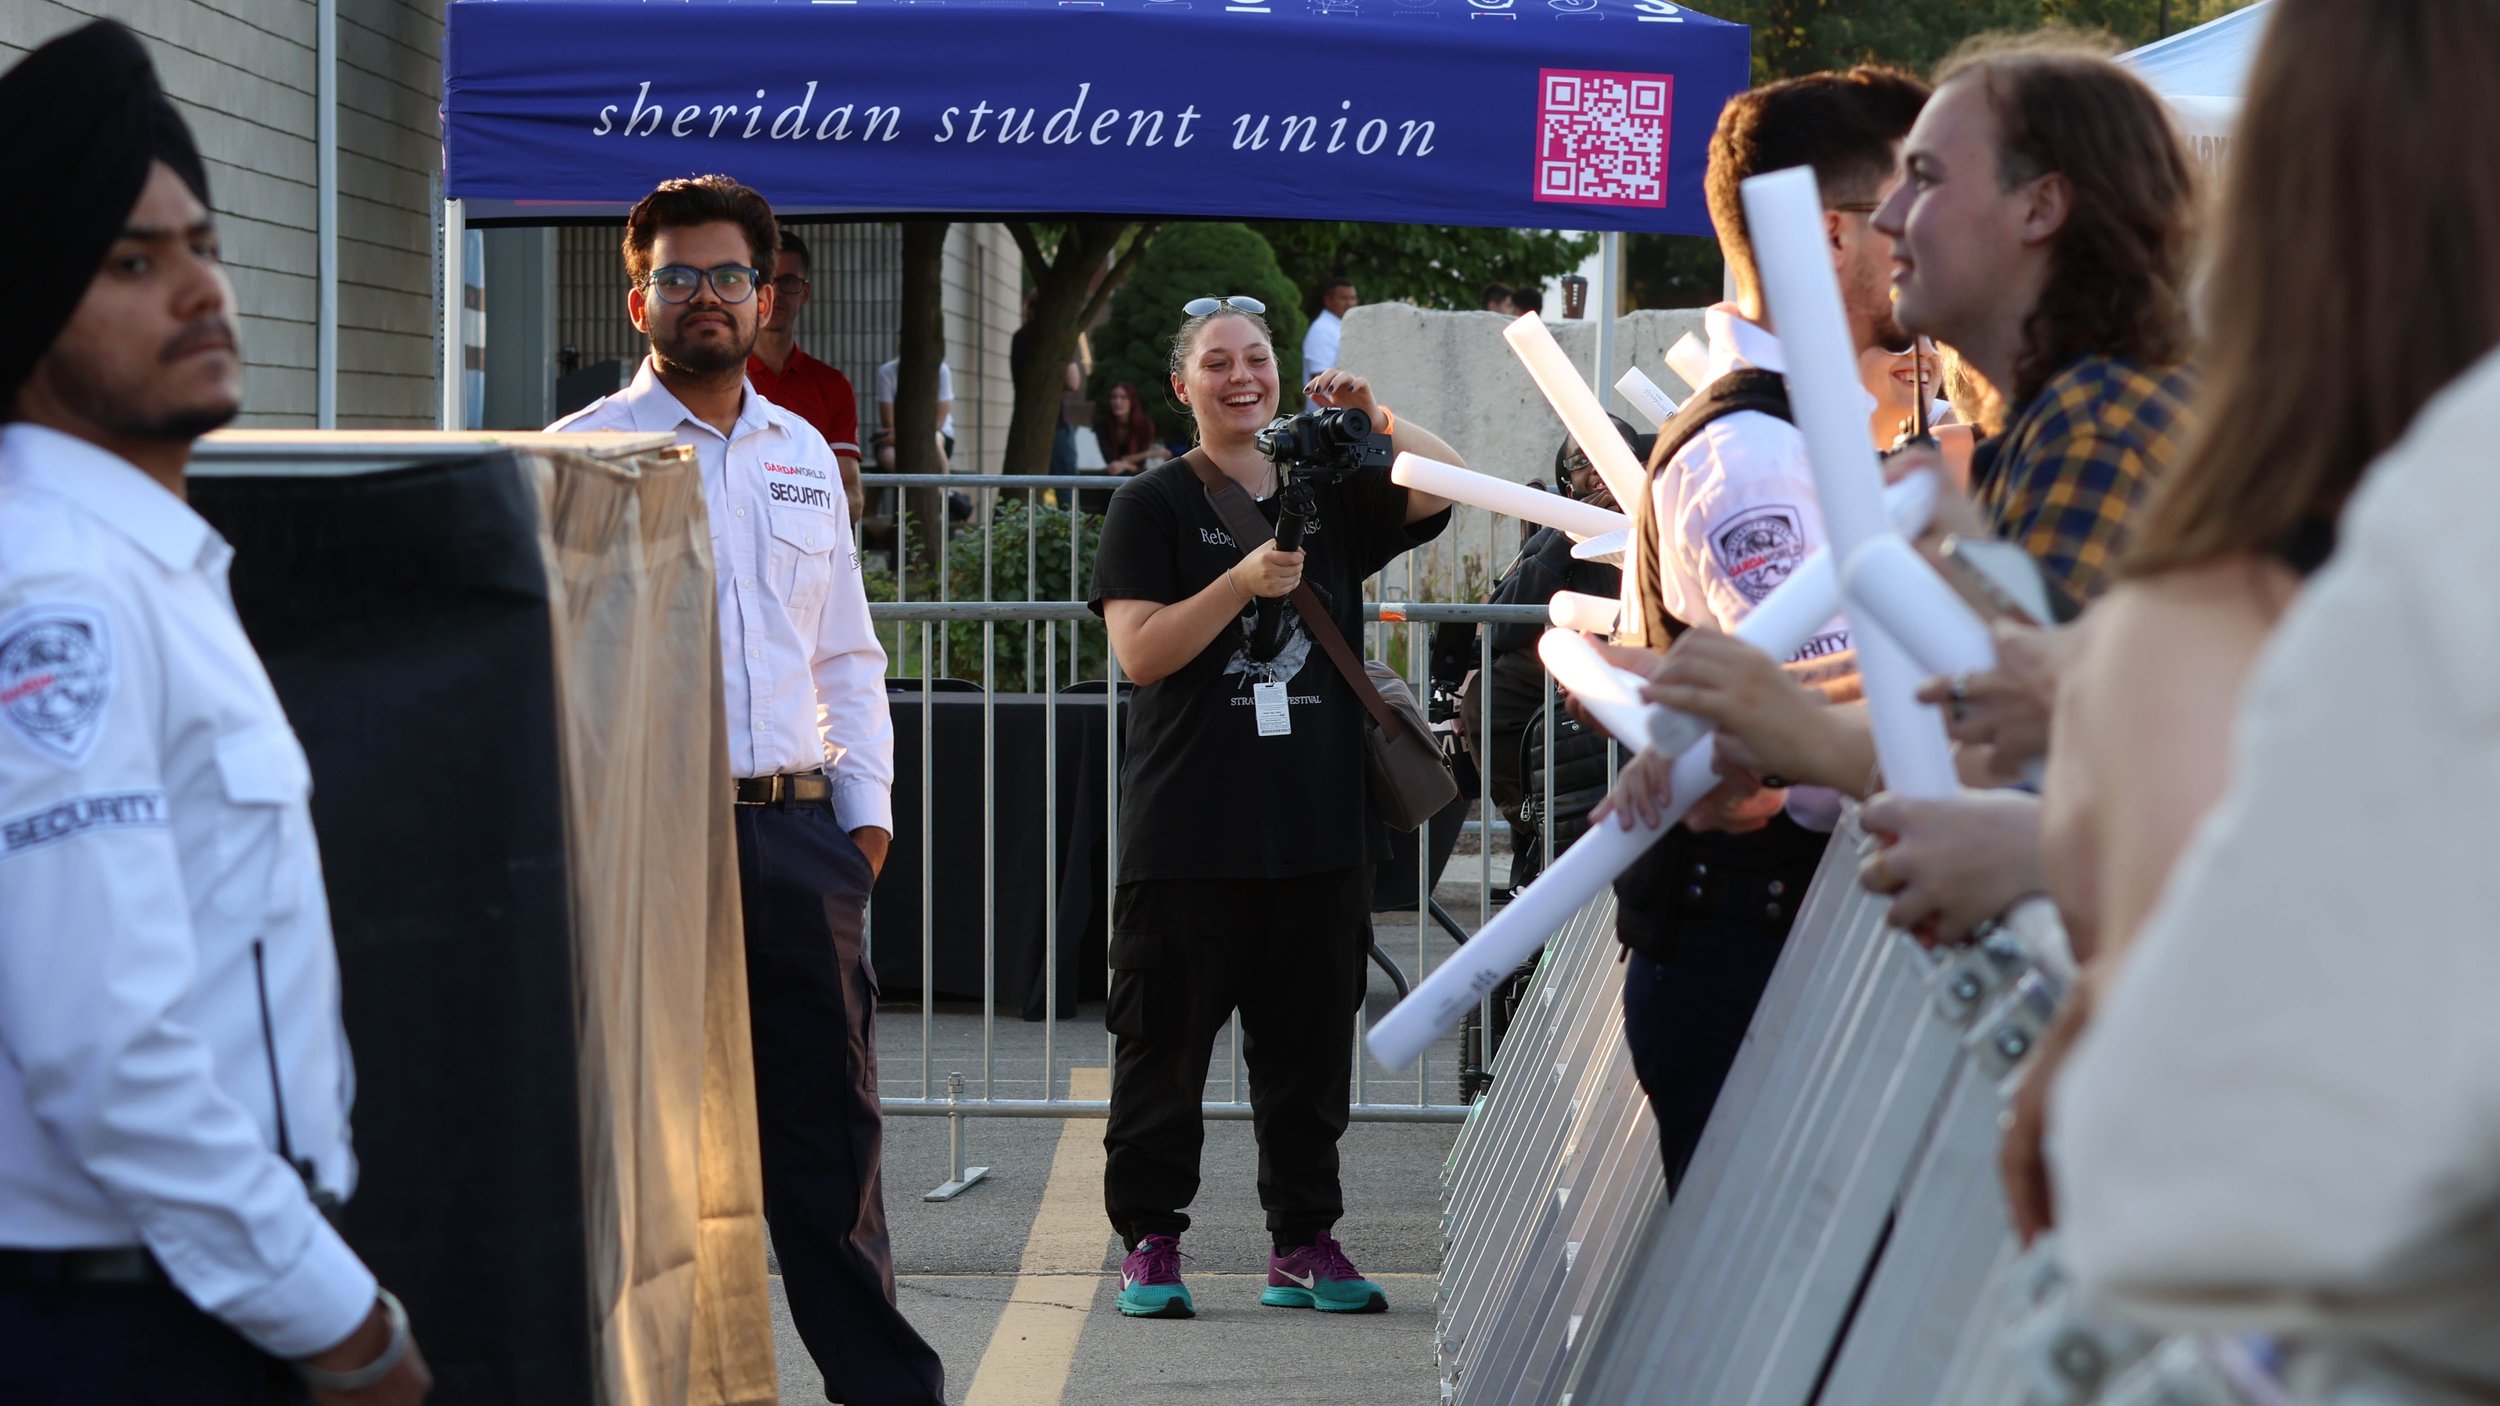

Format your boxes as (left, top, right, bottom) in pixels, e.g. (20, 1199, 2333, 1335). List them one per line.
(1337, 305, 1709, 599)
(3, 0, 441, 428)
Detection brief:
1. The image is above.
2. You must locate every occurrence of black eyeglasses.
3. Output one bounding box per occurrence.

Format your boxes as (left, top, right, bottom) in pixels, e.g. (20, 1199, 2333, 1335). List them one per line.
(1182, 295, 1267, 317)
(643, 263, 764, 305)
(772, 275, 811, 296)
(1829, 201, 1883, 215)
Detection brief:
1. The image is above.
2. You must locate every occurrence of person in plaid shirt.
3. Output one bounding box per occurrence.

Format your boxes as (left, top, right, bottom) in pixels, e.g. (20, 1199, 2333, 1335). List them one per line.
(1874, 33, 2198, 603)
(1627, 35, 2199, 951)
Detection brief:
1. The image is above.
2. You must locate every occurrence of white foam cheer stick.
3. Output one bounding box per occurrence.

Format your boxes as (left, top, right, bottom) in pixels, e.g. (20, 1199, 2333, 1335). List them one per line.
(1389, 453, 1627, 541)
(1615, 367, 1680, 428)
(1505, 313, 1651, 515)
(1538, 629, 1707, 760)
(1368, 740, 1720, 1071)
(1665, 332, 1712, 395)
(1548, 590, 1619, 635)
(1841, 537, 1998, 678)
(1741, 167, 1959, 798)
(1363, 470, 1950, 1067)
(1572, 529, 1629, 566)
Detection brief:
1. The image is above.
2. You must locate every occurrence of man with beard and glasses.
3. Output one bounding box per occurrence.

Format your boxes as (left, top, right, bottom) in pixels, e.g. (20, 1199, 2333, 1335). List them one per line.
(0, 20, 432, 1406)
(1585, 66, 1929, 1191)
(549, 176, 936, 1406)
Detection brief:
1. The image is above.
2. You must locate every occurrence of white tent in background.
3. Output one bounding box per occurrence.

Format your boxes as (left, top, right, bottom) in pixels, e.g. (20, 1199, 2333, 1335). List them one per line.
(2118, 0, 2274, 170)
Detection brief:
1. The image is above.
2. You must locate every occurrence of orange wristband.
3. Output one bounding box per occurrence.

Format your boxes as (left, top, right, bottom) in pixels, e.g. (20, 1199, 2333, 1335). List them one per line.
(1374, 405, 1396, 436)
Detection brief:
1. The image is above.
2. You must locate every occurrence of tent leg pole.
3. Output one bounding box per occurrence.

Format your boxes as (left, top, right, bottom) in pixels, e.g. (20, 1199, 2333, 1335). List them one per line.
(1594, 230, 1622, 403)
(441, 198, 466, 431)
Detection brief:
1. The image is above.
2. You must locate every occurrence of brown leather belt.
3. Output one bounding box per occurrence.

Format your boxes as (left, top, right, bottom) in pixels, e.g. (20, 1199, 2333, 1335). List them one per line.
(0, 1246, 169, 1289)
(733, 770, 831, 807)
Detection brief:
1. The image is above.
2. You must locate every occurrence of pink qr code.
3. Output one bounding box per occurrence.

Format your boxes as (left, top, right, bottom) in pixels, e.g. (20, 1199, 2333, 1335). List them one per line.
(1534, 70, 1674, 209)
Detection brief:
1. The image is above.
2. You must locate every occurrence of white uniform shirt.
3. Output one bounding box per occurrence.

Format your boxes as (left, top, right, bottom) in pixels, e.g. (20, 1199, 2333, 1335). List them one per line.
(1652, 307, 1876, 831)
(1301, 309, 1344, 412)
(553, 359, 894, 834)
(874, 358, 954, 441)
(0, 424, 374, 1359)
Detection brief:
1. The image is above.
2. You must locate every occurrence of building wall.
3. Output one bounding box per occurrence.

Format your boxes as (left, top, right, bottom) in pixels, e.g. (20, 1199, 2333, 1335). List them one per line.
(2, 0, 441, 428)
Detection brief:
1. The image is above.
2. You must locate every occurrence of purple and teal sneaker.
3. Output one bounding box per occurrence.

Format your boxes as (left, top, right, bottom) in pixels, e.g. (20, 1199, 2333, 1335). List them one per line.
(1261, 1231, 1387, 1313)
(1117, 1234, 1195, 1319)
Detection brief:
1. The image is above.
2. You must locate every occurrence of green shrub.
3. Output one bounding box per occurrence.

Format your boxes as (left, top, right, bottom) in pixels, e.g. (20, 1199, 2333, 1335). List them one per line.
(869, 496, 1110, 692)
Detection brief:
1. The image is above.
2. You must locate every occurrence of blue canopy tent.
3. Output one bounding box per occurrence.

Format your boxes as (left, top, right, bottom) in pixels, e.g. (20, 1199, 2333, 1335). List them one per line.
(435, 0, 1749, 425)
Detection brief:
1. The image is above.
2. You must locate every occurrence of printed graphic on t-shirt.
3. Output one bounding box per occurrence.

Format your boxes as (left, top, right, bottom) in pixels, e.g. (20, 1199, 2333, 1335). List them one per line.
(1219, 602, 1315, 690)
(1713, 505, 1807, 604)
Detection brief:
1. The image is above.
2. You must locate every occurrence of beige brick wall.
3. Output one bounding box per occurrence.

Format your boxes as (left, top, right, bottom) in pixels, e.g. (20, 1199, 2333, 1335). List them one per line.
(2, 0, 440, 428)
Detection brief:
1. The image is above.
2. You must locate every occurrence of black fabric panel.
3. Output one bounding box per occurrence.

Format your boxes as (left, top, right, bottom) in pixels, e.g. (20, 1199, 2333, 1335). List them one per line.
(193, 457, 592, 1406)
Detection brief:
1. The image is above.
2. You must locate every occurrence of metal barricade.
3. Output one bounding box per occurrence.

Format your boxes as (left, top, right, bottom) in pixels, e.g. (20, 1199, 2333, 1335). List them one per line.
(854, 472, 1564, 1189)
(1423, 793, 2252, 1406)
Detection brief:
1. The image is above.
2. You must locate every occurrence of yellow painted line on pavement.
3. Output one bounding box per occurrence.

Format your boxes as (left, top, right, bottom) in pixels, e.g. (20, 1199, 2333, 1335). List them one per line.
(962, 1067, 1115, 1406)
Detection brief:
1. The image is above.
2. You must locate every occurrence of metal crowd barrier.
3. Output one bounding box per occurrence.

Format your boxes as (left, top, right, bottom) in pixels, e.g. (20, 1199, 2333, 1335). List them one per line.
(1432, 805, 2262, 1405)
(854, 472, 1574, 1195)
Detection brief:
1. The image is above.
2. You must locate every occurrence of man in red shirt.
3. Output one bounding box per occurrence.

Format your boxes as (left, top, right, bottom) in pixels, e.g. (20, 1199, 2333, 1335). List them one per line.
(748, 228, 864, 519)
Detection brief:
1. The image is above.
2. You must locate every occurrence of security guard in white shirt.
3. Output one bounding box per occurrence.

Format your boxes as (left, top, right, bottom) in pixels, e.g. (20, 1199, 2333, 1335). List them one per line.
(0, 21, 429, 1405)
(1605, 68, 1928, 1190)
(549, 176, 936, 1406)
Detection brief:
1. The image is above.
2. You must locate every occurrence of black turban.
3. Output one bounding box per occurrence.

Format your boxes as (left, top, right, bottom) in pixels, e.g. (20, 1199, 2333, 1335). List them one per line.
(0, 20, 212, 410)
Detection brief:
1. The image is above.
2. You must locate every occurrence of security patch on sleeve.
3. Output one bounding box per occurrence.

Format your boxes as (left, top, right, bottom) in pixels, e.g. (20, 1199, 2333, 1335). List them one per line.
(1711, 506, 1807, 604)
(0, 604, 113, 766)
(0, 790, 167, 861)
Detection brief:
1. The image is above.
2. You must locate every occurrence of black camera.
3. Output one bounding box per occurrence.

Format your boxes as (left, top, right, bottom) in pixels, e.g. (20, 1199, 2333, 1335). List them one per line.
(1253, 407, 1394, 482)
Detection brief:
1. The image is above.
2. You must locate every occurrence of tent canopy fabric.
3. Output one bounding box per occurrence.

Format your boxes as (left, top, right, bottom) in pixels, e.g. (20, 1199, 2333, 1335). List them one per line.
(441, 0, 1749, 235)
(2118, 0, 2271, 157)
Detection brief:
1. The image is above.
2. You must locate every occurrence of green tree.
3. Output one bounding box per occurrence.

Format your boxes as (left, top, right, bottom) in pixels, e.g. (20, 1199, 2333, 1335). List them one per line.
(1252, 221, 1599, 314)
(1089, 223, 1308, 424)
(1002, 221, 1160, 475)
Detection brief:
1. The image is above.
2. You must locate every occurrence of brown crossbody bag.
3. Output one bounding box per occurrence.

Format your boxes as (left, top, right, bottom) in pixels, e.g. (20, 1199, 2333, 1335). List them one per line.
(1186, 451, 1458, 831)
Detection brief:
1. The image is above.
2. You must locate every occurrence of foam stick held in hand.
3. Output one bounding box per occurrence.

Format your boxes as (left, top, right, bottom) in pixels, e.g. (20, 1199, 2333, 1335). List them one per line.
(1505, 313, 1651, 515)
(1548, 590, 1619, 635)
(1537, 629, 1709, 760)
(1665, 332, 1712, 395)
(1841, 537, 1998, 678)
(1389, 453, 1628, 541)
(1616, 367, 1680, 428)
(1367, 740, 1721, 1071)
(1740, 166, 1959, 797)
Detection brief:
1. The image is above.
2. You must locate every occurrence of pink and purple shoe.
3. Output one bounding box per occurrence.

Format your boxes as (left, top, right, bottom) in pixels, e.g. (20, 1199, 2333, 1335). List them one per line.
(1117, 1234, 1195, 1319)
(1260, 1231, 1387, 1313)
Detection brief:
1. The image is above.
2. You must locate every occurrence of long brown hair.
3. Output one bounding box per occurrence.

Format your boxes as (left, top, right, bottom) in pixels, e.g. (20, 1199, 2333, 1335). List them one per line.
(1937, 32, 2196, 408)
(2123, 0, 2500, 577)
(1095, 381, 1157, 458)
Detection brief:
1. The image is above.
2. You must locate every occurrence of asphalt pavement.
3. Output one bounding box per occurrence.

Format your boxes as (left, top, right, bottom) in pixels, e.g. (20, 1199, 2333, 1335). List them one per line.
(766, 852, 1508, 1405)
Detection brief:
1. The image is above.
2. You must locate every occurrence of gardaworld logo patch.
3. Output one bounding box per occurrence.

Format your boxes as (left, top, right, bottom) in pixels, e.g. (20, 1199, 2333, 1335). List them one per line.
(0, 604, 112, 766)
(1534, 69, 1672, 209)
(1713, 505, 1806, 604)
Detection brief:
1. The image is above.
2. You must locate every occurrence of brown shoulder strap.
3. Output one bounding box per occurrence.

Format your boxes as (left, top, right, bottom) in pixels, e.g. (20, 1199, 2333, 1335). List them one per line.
(1184, 450, 1400, 733)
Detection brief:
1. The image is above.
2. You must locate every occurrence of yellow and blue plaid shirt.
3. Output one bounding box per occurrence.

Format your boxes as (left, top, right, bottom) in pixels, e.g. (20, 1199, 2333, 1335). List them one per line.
(1969, 356, 2196, 603)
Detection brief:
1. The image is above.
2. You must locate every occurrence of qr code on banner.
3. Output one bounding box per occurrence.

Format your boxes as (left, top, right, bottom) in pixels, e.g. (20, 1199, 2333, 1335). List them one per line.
(1534, 70, 1674, 209)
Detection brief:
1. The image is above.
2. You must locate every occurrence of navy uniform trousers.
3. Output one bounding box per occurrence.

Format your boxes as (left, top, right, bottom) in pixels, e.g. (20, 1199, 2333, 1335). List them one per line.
(737, 800, 944, 1406)
(0, 1277, 307, 1405)
(1617, 815, 1832, 1193)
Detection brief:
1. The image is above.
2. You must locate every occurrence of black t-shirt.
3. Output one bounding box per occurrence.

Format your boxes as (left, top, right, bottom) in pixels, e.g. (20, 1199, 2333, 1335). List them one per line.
(1088, 456, 1451, 882)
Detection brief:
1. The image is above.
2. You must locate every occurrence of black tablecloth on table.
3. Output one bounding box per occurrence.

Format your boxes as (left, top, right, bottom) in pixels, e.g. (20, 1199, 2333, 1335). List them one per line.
(871, 689, 1127, 1017)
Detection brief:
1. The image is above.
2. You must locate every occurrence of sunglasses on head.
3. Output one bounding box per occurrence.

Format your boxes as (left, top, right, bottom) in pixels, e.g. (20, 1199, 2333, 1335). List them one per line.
(1182, 295, 1267, 317)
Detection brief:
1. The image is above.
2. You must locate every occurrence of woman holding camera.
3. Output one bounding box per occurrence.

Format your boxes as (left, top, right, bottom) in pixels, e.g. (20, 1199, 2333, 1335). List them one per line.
(1087, 295, 1456, 1320)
